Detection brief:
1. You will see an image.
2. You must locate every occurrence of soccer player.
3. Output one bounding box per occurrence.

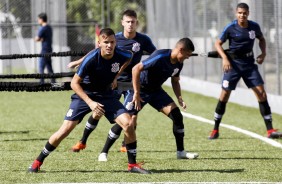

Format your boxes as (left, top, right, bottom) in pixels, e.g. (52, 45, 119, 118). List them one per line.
(128, 37, 199, 159)
(208, 2, 282, 139)
(35, 13, 55, 84)
(70, 9, 156, 158)
(28, 28, 151, 174)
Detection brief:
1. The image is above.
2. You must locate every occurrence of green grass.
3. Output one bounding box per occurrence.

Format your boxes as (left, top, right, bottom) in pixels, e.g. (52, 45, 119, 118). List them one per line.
(1, 86, 282, 183)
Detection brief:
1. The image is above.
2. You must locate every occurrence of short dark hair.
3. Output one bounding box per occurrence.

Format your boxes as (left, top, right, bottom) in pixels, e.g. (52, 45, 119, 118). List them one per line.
(38, 13, 48, 22)
(237, 3, 249, 11)
(99, 28, 115, 37)
(122, 9, 137, 19)
(177, 37, 195, 52)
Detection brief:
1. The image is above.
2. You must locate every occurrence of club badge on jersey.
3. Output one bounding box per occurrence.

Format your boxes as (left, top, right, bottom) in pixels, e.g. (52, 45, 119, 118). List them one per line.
(249, 30, 256, 39)
(132, 42, 141, 53)
(111, 63, 120, 73)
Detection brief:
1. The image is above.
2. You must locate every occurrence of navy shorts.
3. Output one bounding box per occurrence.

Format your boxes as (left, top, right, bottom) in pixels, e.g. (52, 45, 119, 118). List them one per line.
(64, 92, 128, 123)
(222, 62, 264, 90)
(123, 88, 174, 114)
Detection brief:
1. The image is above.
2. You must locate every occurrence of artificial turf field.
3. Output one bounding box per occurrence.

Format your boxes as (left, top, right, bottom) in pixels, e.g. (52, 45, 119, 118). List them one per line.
(0, 86, 282, 183)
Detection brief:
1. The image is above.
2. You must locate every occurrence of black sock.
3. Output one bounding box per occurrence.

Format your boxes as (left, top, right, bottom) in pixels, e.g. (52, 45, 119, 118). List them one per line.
(259, 101, 273, 130)
(126, 141, 137, 164)
(101, 124, 123, 153)
(36, 141, 56, 162)
(214, 101, 227, 130)
(168, 108, 185, 151)
(80, 116, 99, 144)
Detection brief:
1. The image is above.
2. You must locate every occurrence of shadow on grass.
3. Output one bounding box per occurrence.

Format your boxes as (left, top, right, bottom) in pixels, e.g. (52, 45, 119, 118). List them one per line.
(2, 138, 47, 142)
(0, 130, 29, 134)
(24, 168, 245, 174)
(201, 157, 282, 160)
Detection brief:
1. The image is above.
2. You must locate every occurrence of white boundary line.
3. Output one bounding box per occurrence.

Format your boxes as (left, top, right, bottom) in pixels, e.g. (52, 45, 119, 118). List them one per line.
(181, 111, 282, 149)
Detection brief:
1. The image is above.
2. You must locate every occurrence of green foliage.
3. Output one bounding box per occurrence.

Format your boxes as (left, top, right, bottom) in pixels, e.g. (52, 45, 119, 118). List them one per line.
(0, 87, 282, 183)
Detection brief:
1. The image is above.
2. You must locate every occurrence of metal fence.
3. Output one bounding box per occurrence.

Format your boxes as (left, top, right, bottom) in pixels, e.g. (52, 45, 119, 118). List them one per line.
(146, 0, 282, 95)
(0, 0, 281, 95)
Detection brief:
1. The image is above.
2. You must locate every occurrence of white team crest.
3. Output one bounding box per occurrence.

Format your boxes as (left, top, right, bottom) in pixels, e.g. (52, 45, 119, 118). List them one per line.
(125, 102, 134, 110)
(132, 42, 140, 52)
(222, 80, 229, 88)
(249, 30, 256, 39)
(171, 68, 179, 76)
(111, 62, 120, 73)
(66, 109, 73, 117)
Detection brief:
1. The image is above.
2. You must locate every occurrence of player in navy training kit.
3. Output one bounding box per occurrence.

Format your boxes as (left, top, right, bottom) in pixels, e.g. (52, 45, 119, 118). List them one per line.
(128, 37, 199, 159)
(70, 10, 156, 159)
(208, 3, 282, 139)
(28, 28, 151, 174)
(35, 13, 55, 84)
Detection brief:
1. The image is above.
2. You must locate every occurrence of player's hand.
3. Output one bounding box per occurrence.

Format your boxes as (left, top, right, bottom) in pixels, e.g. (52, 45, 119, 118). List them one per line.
(222, 58, 232, 72)
(178, 98, 187, 111)
(89, 101, 105, 117)
(132, 93, 143, 111)
(67, 61, 79, 69)
(256, 53, 266, 65)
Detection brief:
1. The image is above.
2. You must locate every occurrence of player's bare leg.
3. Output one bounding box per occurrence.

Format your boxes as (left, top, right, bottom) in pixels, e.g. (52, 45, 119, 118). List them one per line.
(252, 85, 282, 138)
(161, 102, 199, 159)
(28, 120, 79, 172)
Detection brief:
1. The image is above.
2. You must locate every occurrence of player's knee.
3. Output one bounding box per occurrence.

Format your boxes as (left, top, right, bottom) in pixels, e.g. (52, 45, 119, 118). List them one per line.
(168, 107, 184, 129)
(258, 91, 267, 101)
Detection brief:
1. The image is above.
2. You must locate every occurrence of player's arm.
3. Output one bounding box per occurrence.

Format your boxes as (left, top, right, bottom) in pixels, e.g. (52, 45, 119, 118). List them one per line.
(68, 56, 85, 69)
(131, 62, 144, 111)
(256, 36, 266, 64)
(171, 76, 186, 110)
(35, 28, 44, 42)
(112, 54, 132, 89)
(215, 39, 231, 72)
(71, 74, 105, 116)
(34, 36, 43, 42)
(68, 49, 97, 69)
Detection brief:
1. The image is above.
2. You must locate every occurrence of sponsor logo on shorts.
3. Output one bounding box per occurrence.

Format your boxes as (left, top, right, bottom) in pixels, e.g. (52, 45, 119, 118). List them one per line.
(222, 80, 229, 88)
(125, 102, 134, 110)
(66, 109, 73, 117)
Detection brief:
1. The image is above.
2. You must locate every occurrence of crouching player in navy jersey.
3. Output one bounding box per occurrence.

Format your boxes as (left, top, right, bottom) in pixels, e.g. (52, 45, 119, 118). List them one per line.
(208, 2, 282, 139)
(28, 28, 151, 174)
(128, 37, 199, 159)
(69, 10, 156, 160)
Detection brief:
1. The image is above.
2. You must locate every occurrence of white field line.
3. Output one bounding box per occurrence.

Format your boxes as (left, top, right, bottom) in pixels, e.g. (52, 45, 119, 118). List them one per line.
(181, 111, 282, 149)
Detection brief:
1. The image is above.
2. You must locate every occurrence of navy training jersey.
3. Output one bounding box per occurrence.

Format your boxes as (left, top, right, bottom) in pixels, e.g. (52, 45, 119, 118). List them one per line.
(38, 25, 53, 53)
(140, 49, 183, 91)
(115, 32, 156, 81)
(219, 20, 263, 53)
(77, 47, 132, 92)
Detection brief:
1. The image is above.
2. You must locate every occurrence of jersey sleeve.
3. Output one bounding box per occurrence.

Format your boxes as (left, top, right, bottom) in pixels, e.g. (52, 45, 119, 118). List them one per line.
(37, 27, 45, 39)
(144, 36, 157, 54)
(255, 23, 263, 39)
(76, 49, 98, 79)
(219, 23, 232, 43)
(174, 64, 183, 77)
(141, 50, 160, 70)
